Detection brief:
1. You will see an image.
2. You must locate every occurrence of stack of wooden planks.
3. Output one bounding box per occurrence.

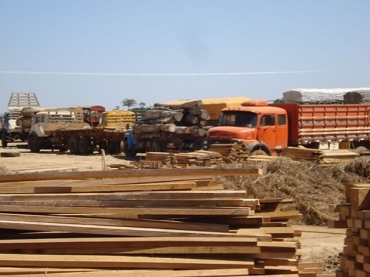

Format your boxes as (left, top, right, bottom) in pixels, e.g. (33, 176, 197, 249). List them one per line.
(208, 143, 250, 162)
(143, 150, 223, 168)
(333, 183, 370, 277)
(281, 147, 360, 165)
(0, 168, 323, 276)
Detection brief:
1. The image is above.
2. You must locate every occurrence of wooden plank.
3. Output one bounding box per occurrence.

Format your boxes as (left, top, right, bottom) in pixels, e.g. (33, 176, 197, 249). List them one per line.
(0, 205, 252, 218)
(0, 168, 262, 183)
(0, 268, 251, 277)
(0, 236, 258, 249)
(350, 186, 370, 210)
(0, 191, 247, 201)
(0, 253, 255, 269)
(0, 219, 235, 237)
(0, 213, 229, 233)
(0, 177, 213, 189)
(0, 267, 102, 275)
(256, 210, 302, 221)
(0, 245, 261, 255)
(34, 181, 199, 193)
(0, 199, 248, 208)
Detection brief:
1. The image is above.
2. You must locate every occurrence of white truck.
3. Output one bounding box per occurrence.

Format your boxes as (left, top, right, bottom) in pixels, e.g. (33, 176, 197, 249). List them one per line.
(1, 92, 40, 147)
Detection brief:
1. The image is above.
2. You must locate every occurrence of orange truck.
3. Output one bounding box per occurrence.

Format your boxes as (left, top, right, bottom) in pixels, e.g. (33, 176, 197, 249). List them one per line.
(204, 99, 370, 155)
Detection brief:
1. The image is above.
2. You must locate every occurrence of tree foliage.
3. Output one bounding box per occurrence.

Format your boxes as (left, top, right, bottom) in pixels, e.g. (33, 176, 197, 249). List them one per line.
(121, 99, 137, 110)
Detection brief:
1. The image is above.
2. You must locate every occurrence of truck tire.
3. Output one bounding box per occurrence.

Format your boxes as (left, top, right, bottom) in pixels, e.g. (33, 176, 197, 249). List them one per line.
(123, 140, 138, 157)
(1, 131, 8, 148)
(108, 142, 120, 155)
(78, 137, 91, 155)
(68, 137, 80, 155)
(250, 149, 268, 156)
(151, 140, 163, 152)
(28, 134, 41, 153)
(145, 141, 153, 153)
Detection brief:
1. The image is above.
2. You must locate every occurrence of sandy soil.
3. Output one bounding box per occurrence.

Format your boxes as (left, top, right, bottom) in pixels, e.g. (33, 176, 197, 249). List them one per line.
(0, 142, 346, 273)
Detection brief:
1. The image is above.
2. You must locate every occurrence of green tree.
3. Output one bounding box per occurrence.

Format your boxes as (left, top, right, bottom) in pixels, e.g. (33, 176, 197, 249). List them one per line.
(121, 99, 137, 110)
(138, 102, 146, 109)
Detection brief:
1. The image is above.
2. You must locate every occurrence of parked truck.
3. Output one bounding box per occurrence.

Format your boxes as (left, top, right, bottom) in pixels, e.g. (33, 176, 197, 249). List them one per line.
(28, 106, 124, 155)
(123, 100, 208, 156)
(1, 92, 40, 147)
(204, 99, 370, 155)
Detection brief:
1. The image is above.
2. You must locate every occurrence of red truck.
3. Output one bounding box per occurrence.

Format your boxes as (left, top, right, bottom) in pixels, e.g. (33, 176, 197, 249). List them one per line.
(204, 99, 370, 155)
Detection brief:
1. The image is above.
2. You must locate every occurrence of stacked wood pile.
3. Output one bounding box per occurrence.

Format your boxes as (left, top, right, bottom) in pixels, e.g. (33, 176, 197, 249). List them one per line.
(281, 147, 360, 165)
(143, 150, 223, 168)
(175, 150, 223, 167)
(133, 100, 209, 137)
(0, 168, 322, 276)
(208, 143, 250, 162)
(331, 183, 370, 277)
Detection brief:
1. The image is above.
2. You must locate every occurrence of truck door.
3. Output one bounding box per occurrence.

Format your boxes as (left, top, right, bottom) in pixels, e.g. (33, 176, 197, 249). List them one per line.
(32, 114, 46, 136)
(258, 114, 277, 150)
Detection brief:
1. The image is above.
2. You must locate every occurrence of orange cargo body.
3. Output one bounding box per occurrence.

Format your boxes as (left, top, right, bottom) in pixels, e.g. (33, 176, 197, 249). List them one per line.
(272, 103, 370, 146)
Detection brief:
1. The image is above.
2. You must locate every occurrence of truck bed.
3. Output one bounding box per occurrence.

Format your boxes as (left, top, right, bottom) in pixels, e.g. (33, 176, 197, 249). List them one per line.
(272, 103, 370, 145)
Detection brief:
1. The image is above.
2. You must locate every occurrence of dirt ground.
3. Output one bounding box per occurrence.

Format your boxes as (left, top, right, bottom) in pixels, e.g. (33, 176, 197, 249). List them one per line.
(0, 142, 346, 273)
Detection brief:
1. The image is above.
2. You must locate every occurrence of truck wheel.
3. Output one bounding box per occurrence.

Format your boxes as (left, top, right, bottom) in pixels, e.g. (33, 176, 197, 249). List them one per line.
(151, 141, 163, 152)
(123, 140, 138, 157)
(78, 137, 91, 155)
(138, 141, 146, 153)
(145, 141, 153, 153)
(108, 142, 120, 155)
(1, 132, 8, 148)
(68, 137, 80, 155)
(250, 149, 268, 156)
(28, 134, 41, 153)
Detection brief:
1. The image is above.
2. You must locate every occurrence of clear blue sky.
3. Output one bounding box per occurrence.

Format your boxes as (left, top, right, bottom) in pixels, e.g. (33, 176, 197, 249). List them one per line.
(0, 0, 369, 112)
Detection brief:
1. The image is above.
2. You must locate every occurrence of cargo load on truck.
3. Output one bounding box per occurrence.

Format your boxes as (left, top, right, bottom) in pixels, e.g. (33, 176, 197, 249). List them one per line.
(282, 88, 370, 104)
(123, 100, 209, 156)
(98, 109, 140, 131)
(164, 97, 250, 126)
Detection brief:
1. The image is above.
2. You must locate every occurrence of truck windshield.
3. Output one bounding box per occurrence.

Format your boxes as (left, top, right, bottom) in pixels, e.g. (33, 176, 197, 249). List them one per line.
(219, 111, 257, 127)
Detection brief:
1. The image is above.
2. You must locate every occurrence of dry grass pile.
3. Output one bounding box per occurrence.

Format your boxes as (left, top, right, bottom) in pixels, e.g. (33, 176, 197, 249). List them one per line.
(218, 156, 370, 225)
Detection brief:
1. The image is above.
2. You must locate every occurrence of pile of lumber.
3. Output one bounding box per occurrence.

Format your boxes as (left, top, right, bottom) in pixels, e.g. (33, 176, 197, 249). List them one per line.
(332, 183, 370, 277)
(208, 143, 249, 162)
(0, 167, 324, 276)
(281, 147, 360, 165)
(132, 100, 209, 137)
(144, 152, 173, 167)
(144, 150, 223, 168)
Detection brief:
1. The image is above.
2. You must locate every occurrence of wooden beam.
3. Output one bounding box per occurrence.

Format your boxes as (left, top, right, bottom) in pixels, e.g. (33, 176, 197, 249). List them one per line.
(0, 219, 235, 237)
(0, 168, 261, 183)
(0, 213, 229, 233)
(0, 253, 255, 269)
(0, 268, 251, 277)
(0, 205, 252, 218)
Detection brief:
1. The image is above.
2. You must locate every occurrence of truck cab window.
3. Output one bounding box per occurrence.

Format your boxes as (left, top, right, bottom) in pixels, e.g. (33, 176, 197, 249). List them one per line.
(260, 115, 275, 126)
(220, 112, 257, 127)
(277, 114, 287, 125)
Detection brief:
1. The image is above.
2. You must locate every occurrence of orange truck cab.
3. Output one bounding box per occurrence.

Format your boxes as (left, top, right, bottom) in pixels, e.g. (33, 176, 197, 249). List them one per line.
(205, 100, 288, 156)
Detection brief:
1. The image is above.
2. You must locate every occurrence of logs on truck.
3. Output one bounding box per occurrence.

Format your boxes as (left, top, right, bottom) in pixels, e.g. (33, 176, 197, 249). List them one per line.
(123, 100, 210, 156)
